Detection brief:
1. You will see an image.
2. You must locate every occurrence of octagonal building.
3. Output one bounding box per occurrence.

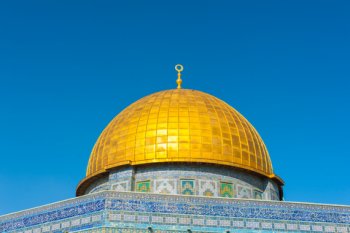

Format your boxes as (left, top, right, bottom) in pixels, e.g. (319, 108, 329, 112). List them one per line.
(1, 66, 350, 233)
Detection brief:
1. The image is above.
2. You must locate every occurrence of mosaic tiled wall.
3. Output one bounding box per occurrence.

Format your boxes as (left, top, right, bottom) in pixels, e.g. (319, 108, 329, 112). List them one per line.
(84, 176, 109, 194)
(1, 191, 350, 233)
(85, 166, 135, 194)
(85, 164, 280, 200)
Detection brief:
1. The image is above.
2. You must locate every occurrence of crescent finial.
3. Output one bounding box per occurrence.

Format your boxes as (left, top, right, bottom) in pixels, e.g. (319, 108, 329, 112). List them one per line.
(175, 64, 184, 89)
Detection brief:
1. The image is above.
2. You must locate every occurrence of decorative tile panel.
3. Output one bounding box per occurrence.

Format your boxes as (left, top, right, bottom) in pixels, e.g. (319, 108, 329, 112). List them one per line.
(261, 222, 272, 229)
(179, 217, 191, 225)
(232, 220, 245, 228)
(286, 223, 298, 230)
(219, 219, 231, 227)
(325, 226, 336, 232)
(180, 179, 195, 195)
(92, 215, 102, 222)
(137, 215, 149, 223)
(152, 216, 163, 223)
(312, 225, 323, 231)
(112, 181, 128, 192)
(300, 224, 311, 231)
(154, 179, 176, 194)
(124, 214, 136, 222)
(198, 180, 217, 197)
(192, 218, 205, 225)
(337, 226, 348, 232)
(109, 214, 122, 221)
(81, 216, 91, 224)
(206, 219, 217, 226)
(246, 221, 259, 229)
(41, 226, 50, 232)
(136, 180, 151, 192)
(71, 219, 81, 226)
(164, 217, 177, 224)
(220, 182, 234, 198)
(237, 185, 252, 199)
(52, 224, 60, 231)
(274, 222, 285, 230)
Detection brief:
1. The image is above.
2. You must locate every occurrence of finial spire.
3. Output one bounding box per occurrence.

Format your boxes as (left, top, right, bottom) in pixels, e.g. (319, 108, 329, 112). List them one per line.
(175, 64, 184, 89)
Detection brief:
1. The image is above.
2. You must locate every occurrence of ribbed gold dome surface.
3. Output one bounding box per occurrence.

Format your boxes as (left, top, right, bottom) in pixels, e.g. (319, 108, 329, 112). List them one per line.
(85, 89, 275, 180)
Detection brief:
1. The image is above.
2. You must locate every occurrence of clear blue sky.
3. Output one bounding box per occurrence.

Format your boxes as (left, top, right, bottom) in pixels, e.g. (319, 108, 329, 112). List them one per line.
(0, 1, 349, 215)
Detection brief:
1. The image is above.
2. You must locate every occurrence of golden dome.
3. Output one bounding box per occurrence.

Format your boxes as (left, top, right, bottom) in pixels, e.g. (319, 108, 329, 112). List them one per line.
(80, 89, 278, 189)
